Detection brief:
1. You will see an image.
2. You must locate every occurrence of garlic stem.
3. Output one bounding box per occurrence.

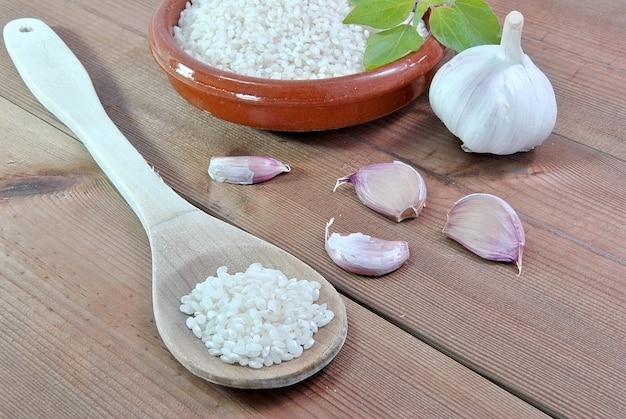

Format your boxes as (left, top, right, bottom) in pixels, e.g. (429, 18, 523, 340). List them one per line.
(501, 11, 524, 64)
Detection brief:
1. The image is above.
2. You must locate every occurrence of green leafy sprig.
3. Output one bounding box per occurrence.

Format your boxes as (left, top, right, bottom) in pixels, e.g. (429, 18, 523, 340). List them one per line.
(343, 0, 501, 70)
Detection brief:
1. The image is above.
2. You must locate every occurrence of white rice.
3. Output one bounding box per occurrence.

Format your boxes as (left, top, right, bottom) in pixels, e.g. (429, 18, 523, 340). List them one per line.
(173, 0, 369, 80)
(180, 263, 334, 369)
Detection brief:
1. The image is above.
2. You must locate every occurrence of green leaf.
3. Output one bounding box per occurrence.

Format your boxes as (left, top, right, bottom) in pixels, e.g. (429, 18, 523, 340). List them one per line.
(430, 0, 500, 52)
(343, 0, 415, 29)
(424, 0, 453, 5)
(413, 0, 430, 23)
(453, 0, 501, 45)
(429, 7, 470, 52)
(363, 25, 424, 70)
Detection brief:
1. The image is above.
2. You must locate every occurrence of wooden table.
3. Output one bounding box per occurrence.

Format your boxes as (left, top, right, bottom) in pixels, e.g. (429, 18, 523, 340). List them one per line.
(1, 0, 624, 417)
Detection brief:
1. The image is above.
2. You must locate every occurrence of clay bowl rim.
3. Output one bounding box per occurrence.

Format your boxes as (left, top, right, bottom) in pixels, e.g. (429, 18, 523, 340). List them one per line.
(149, 0, 446, 107)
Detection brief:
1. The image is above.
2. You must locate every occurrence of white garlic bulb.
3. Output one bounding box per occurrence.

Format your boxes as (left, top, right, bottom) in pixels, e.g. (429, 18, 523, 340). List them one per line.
(429, 11, 557, 155)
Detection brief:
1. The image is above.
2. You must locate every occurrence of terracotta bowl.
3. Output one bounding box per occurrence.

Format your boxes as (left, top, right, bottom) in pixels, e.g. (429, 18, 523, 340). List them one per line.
(148, 0, 446, 131)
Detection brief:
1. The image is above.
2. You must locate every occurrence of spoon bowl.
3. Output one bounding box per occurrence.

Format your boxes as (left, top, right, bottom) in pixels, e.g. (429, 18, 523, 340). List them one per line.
(152, 211, 347, 388)
(4, 18, 347, 389)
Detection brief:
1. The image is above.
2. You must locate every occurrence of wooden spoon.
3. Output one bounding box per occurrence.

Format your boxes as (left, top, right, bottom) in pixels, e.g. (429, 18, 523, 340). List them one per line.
(4, 18, 347, 389)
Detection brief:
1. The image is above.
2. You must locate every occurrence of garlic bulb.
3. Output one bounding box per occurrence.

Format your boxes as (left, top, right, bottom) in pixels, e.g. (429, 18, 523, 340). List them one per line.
(443, 193, 525, 274)
(333, 161, 427, 222)
(325, 218, 409, 276)
(208, 156, 290, 184)
(429, 11, 557, 155)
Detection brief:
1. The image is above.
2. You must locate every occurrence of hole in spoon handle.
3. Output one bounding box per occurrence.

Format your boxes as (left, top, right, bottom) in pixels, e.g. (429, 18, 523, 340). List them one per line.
(4, 18, 194, 229)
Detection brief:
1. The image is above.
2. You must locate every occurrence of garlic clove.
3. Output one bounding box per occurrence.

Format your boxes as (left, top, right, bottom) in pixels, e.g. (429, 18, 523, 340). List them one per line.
(325, 218, 409, 276)
(429, 11, 557, 155)
(208, 156, 290, 184)
(333, 161, 427, 222)
(443, 193, 525, 274)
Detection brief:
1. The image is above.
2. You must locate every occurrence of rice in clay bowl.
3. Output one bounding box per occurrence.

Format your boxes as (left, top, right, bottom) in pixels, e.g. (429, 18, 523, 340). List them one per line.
(149, 0, 446, 131)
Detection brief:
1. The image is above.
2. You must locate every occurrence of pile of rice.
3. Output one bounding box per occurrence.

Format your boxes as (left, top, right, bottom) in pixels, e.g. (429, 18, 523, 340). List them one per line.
(173, 0, 369, 80)
(180, 263, 334, 369)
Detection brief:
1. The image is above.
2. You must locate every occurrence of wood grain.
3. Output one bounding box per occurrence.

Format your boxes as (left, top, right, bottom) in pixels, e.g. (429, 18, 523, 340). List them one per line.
(1, 99, 544, 416)
(1, 0, 625, 417)
(4, 17, 349, 389)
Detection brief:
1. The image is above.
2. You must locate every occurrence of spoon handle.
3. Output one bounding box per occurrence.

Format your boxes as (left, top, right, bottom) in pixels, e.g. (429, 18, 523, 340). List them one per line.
(4, 18, 194, 230)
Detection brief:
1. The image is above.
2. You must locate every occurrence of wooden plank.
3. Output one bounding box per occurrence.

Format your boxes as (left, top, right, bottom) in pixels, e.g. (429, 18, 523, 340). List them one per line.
(1, 0, 624, 417)
(347, 107, 626, 262)
(0, 98, 547, 417)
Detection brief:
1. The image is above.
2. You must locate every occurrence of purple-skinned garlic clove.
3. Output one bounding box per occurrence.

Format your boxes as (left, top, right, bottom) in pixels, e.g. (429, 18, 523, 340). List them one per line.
(324, 218, 409, 276)
(208, 156, 291, 184)
(443, 193, 526, 274)
(333, 161, 427, 222)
